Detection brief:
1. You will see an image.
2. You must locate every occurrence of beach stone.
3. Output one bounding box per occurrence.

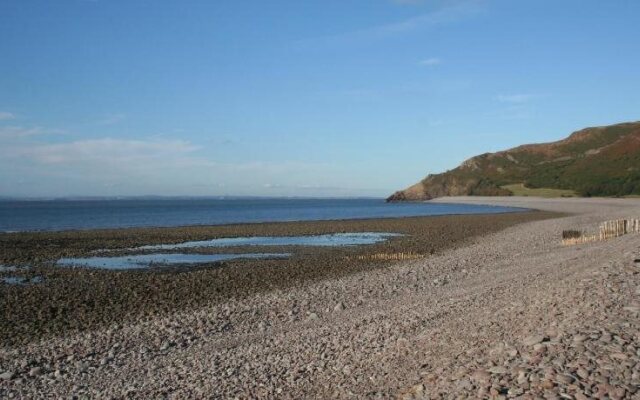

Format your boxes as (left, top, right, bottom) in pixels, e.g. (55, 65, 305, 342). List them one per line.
(610, 387, 626, 399)
(540, 379, 555, 389)
(489, 366, 507, 374)
(576, 368, 589, 379)
(555, 374, 574, 384)
(508, 387, 524, 396)
(28, 367, 42, 377)
(0, 371, 15, 380)
(333, 302, 345, 312)
(573, 334, 588, 343)
(456, 378, 473, 391)
(523, 335, 546, 346)
(471, 369, 491, 383)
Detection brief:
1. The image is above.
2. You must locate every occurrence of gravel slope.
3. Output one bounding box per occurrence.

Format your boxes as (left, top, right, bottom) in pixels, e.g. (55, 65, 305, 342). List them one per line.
(1, 197, 640, 399)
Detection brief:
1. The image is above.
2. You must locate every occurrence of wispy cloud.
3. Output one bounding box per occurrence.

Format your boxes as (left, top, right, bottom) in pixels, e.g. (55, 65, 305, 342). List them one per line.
(18, 138, 199, 165)
(373, 1, 482, 36)
(299, 0, 484, 47)
(419, 57, 442, 66)
(0, 126, 44, 139)
(495, 94, 536, 103)
(0, 111, 15, 121)
(0, 134, 343, 196)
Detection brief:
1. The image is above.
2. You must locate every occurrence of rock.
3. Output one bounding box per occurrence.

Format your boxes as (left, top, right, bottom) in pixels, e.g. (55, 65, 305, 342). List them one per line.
(508, 387, 524, 396)
(0, 371, 15, 380)
(307, 313, 319, 321)
(456, 378, 473, 391)
(28, 367, 42, 377)
(573, 334, 588, 343)
(576, 368, 589, 379)
(555, 374, 574, 384)
(610, 387, 626, 399)
(540, 379, 555, 389)
(333, 302, 345, 312)
(610, 352, 628, 360)
(523, 335, 546, 346)
(488, 366, 507, 374)
(471, 369, 491, 383)
(533, 343, 546, 352)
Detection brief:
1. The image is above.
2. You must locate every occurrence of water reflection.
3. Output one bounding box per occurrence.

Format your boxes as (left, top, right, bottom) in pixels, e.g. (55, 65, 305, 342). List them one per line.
(57, 253, 291, 270)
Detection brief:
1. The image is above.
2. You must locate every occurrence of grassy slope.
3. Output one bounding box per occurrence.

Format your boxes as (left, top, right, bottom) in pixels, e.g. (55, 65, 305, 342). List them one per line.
(501, 183, 576, 198)
(388, 121, 640, 201)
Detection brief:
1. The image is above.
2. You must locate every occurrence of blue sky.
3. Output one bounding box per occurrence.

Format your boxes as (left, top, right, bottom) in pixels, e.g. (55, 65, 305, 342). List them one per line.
(1, 0, 639, 197)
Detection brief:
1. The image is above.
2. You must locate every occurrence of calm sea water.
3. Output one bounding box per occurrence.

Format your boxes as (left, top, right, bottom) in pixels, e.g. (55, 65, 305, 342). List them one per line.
(0, 198, 525, 232)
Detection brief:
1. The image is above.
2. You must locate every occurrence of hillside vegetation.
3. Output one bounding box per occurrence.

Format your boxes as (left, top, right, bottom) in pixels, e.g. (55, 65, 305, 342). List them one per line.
(500, 184, 576, 198)
(387, 121, 640, 201)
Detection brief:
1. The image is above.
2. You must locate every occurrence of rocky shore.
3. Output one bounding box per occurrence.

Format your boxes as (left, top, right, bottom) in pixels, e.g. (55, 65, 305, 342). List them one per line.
(1, 197, 639, 398)
(0, 211, 549, 346)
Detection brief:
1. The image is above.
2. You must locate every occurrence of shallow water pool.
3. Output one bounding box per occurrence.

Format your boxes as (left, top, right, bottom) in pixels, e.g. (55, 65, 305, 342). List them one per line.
(134, 232, 402, 251)
(2, 276, 43, 285)
(57, 253, 291, 270)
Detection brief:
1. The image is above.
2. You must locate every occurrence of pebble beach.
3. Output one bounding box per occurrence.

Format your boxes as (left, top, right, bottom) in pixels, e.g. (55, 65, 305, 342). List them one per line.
(1, 197, 639, 398)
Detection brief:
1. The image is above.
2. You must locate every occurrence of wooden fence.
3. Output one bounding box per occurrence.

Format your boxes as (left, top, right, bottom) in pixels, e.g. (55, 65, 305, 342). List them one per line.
(599, 218, 640, 240)
(562, 218, 640, 245)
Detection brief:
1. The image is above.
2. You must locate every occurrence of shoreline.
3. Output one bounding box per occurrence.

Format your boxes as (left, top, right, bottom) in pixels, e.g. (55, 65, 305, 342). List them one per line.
(1, 197, 639, 398)
(0, 210, 555, 346)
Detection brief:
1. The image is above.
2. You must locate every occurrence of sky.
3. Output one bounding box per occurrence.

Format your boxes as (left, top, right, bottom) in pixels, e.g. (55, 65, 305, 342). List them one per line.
(1, 0, 639, 198)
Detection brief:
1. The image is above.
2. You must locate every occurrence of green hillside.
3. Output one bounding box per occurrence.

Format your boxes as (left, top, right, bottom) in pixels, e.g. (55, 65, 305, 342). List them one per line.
(387, 121, 640, 201)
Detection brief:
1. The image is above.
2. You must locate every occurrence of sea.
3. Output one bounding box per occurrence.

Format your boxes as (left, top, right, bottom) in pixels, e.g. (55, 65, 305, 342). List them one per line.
(0, 198, 525, 232)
